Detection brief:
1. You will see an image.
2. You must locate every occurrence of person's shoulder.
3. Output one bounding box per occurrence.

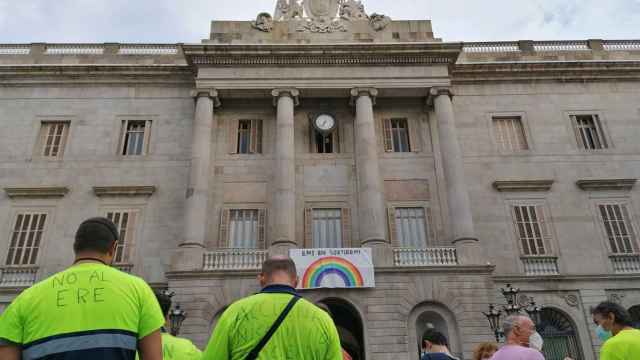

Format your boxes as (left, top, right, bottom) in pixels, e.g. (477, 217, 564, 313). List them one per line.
(296, 298, 332, 320)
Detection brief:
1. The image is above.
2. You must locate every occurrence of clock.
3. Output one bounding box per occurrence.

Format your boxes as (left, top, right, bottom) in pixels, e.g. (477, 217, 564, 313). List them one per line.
(313, 113, 336, 133)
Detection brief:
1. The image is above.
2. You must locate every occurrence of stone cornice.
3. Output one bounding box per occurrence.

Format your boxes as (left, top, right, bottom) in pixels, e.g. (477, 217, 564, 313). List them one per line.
(93, 186, 156, 197)
(493, 180, 554, 192)
(576, 179, 637, 191)
(4, 186, 69, 199)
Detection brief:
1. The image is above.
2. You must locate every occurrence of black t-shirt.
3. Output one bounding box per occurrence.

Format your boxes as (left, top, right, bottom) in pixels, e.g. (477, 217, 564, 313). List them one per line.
(421, 353, 457, 360)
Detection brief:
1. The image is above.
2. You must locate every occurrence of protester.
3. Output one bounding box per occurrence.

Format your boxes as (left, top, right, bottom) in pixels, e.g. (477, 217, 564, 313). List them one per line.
(202, 256, 342, 360)
(420, 329, 459, 360)
(0, 217, 164, 360)
(152, 291, 202, 360)
(489, 315, 545, 360)
(591, 301, 640, 360)
(315, 302, 353, 360)
(473, 342, 498, 360)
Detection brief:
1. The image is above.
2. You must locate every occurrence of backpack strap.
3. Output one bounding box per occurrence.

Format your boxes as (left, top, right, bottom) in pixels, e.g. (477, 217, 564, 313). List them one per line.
(244, 295, 301, 360)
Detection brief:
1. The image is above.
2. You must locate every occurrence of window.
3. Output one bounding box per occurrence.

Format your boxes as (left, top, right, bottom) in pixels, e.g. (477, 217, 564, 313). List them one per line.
(5, 213, 46, 266)
(598, 203, 638, 254)
(570, 114, 607, 150)
(394, 208, 430, 248)
(120, 120, 151, 156)
(511, 205, 552, 256)
(235, 120, 262, 154)
(312, 209, 343, 248)
(106, 210, 138, 264)
(313, 131, 338, 154)
(383, 118, 411, 152)
(219, 209, 266, 249)
(493, 116, 528, 152)
(38, 122, 69, 158)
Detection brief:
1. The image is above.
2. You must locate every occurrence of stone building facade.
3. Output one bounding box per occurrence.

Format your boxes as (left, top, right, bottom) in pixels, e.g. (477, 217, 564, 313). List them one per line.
(1, 1, 640, 359)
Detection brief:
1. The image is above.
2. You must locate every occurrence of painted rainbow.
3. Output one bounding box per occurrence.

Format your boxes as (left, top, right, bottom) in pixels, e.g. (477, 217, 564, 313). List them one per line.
(301, 256, 364, 288)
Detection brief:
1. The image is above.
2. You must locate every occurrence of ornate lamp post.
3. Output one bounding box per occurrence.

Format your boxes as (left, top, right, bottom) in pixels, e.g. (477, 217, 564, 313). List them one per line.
(169, 304, 187, 336)
(483, 284, 543, 342)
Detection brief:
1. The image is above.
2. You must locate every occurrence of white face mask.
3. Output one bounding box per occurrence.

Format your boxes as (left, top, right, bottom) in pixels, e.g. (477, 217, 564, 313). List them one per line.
(529, 332, 544, 351)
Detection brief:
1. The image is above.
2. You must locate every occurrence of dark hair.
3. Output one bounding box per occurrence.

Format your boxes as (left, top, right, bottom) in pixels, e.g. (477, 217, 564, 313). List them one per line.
(155, 291, 172, 317)
(592, 301, 633, 327)
(73, 217, 119, 254)
(261, 257, 297, 279)
(422, 329, 449, 347)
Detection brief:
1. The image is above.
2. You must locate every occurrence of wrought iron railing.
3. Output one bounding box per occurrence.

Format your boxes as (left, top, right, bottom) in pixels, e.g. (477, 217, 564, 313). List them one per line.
(610, 254, 640, 274)
(203, 249, 267, 271)
(521, 256, 559, 276)
(393, 247, 458, 267)
(0, 266, 38, 287)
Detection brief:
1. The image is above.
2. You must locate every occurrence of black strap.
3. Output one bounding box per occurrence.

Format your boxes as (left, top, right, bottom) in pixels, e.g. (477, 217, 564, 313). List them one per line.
(245, 295, 301, 360)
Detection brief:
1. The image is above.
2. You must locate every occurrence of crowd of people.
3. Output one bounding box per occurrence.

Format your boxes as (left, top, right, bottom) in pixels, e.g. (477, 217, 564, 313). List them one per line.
(0, 216, 638, 360)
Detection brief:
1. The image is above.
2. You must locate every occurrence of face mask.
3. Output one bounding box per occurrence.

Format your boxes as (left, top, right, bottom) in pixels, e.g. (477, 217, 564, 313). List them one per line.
(596, 325, 613, 342)
(529, 332, 544, 351)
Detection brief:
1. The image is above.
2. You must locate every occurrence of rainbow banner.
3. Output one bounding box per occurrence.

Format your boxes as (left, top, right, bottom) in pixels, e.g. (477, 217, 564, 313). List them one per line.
(289, 248, 375, 289)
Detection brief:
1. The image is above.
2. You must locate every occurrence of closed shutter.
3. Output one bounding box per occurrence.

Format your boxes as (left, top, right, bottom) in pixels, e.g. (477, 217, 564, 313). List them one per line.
(257, 209, 266, 249)
(250, 119, 263, 154)
(304, 208, 313, 248)
(228, 120, 239, 154)
(382, 119, 393, 152)
(143, 120, 152, 155)
(425, 207, 436, 246)
(408, 119, 422, 153)
(535, 205, 552, 255)
(620, 204, 637, 253)
(570, 116, 585, 149)
(123, 211, 137, 262)
(387, 206, 398, 246)
(341, 207, 352, 247)
(594, 115, 608, 149)
(219, 209, 230, 248)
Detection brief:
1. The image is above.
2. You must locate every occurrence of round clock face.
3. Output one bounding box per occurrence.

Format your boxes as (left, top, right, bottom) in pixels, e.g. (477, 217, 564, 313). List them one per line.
(315, 114, 336, 132)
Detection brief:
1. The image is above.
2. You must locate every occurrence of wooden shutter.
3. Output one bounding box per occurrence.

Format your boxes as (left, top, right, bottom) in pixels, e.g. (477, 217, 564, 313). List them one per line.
(387, 206, 398, 247)
(250, 119, 263, 154)
(382, 119, 393, 152)
(408, 119, 422, 153)
(227, 120, 239, 154)
(425, 207, 436, 246)
(257, 209, 266, 249)
(304, 208, 313, 248)
(123, 211, 137, 263)
(511, 205, 528, 255)
(534, 205, 552, 255)
(219, 209, 230, 248)
(143, 120, 152, 155)
(58, 123, 70, 158)
(570, 115, 585, 149)
(620, 204, 638, 253)
(119, 120, 128, 155)
(341, 208, 352, 248)
(594, 115, 608, 149)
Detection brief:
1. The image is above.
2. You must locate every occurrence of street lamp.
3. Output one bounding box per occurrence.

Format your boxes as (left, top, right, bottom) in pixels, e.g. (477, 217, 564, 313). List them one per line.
(483, 304, 504, 342)
(169, 304, 187, 336)
(482, 284, 543, 342)
(525, 301, 543, 326)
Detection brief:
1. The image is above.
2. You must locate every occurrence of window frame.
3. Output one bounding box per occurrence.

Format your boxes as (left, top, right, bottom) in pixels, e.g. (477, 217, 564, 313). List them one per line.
(230, 119, 263, 155)
(566, 111, 612, 151)
(102, 207, 144, 266)
(505, 199, 558, 258)
(32, 116, 74, 161)
(303, 203, 352, 249)
(387, 202, 436, 249)
(591, 198, 640, 256)
(119, 119, 152, 157)
(3, 207, 55, 268)
(487, 111, 533, 155)
(218, 206, 266, 249)
(383, 118, 412, 153)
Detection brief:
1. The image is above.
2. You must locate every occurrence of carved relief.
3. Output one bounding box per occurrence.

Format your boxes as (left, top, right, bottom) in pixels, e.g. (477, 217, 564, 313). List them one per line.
(609, 293, 626, 304)
(274, 0, 303, 21)
(564, 294, 579, 308)
(339, 0, 368, 21)
(251, 12, 274, 32)
(369, 13, 391, 31)
(297, 19, 347, 33)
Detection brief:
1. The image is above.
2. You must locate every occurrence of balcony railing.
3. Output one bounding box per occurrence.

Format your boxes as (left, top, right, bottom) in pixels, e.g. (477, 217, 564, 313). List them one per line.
(203, 249, 267, 271)
(0, 266, 38, 287)
(610, 254, 640, 274)
(393, 248, 458, 267)
(521, 256, 559, 276)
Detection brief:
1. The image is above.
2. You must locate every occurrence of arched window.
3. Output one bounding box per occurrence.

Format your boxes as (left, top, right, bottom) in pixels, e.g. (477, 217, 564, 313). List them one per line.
(629, 305, 640, 329)
(536, 308, 583, 360)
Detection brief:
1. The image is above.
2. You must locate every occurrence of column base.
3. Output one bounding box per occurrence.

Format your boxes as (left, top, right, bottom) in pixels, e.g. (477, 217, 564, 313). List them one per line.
(452, 237, 484, 265)
(171, 244, 205, 272)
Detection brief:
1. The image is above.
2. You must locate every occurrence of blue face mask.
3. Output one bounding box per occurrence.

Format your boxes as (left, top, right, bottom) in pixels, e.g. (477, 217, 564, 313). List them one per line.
(596, 325, 613, 342)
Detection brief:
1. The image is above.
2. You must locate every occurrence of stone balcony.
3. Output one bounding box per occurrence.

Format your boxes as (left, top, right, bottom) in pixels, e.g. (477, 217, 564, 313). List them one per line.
(203, 249, 268, 271)
(392, 247, 458, 267)
(0, 266, 39, 287)
(521, 256, 560, 276)
(610, 254, 640, 274)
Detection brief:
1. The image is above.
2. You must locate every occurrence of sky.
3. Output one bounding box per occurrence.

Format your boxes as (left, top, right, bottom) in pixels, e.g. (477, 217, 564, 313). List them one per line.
(0, 0, 638, 43)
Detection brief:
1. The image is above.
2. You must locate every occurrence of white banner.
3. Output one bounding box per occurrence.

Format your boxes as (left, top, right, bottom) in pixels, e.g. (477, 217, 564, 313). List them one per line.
(289, 248, 375, 289)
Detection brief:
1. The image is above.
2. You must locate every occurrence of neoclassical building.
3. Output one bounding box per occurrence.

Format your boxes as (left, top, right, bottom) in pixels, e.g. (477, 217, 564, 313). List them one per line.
(1, 1, 640, 359)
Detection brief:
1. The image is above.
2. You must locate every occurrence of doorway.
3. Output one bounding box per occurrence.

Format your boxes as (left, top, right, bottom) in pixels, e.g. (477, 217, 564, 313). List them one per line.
(320, 298, 365, 360)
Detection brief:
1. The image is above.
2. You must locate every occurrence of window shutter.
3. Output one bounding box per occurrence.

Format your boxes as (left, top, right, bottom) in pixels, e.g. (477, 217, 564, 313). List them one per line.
(250, 119, 263, 154)
(511, 205, 529, 255)
(119, 120, 128, 155)
(341, 207, 351, 248)
(534, 205, 552, 255)
(219, 209, 230, 248)
(228, 120, 239, 154)
(594, 115, 608, 149)
(425, 207, 436, 246)
(620, 204, 637, 253)
(123, 211, 137, 263)
(383, 119, 393, 152)
(143, 120, 152, 155)
(304, 208, 313, 248)
(387, 206, 398, 247)
(408, 119, 422, 153)
(58, 123, 69, 158)
(257, 209, 266, 249)
(570, 116, 585, 149)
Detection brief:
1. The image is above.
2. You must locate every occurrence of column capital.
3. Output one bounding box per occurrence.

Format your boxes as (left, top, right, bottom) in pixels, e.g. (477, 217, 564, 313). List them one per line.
(349, 87, 378, 106)
(272, 88, 300, 107)
(190, 88, 221, 107)
(426, 86, 454, 108)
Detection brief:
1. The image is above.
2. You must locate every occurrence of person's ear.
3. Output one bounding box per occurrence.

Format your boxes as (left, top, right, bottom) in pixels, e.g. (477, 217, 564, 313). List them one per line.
(105, 241, 117, 263)
(258, 273, 267, 287)
(291, 275, 299, 288)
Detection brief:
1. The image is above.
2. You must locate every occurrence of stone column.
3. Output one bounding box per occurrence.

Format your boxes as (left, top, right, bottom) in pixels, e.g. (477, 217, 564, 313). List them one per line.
(428, 87, 482, 264)
(172, 89, 220, 271)
(350, 88, 388, 248)
(271, 88, 299, 255)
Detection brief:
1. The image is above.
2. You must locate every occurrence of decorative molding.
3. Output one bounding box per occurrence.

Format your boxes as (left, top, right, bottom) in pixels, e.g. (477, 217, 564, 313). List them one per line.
(190, 88, 221, 108)
(426, 87, 454, 107)
(93, 186, 156, 197)
(4, 187, 69, 199)
(190, 54, 454, 66)
(564, 294, 579, 308)
(493, 180, 554, 192)
(576, 179, 637, 191)
(517, 294, 533, 307)
(271, 88, 300, 106)
(608, 293, 626, 304)
(349, 87, 378, 105)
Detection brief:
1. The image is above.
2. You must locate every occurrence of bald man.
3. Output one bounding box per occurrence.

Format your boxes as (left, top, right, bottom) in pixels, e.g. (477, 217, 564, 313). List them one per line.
(202, 256, 342, 360)
(490, 315, 545, 360)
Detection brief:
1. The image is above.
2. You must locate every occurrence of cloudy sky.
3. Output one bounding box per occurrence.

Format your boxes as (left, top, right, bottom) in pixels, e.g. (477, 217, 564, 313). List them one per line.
(0, 0, 638, 43)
